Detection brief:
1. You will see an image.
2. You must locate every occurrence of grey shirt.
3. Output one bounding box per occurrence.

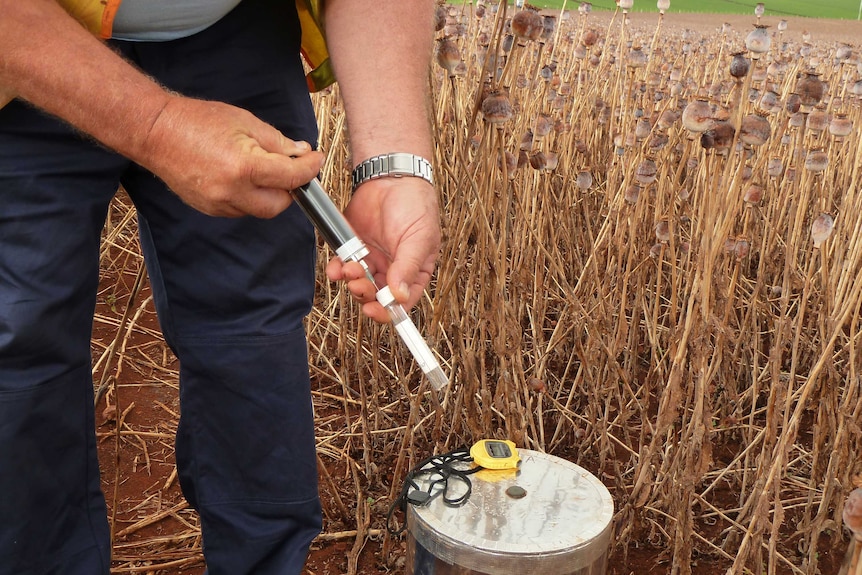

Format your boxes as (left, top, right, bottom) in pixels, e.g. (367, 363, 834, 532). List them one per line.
(112, 0, 244, 41)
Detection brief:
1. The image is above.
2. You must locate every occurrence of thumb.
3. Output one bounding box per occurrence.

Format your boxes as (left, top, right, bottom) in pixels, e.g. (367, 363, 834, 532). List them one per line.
(252, 121, 315, 157)
(386, 243, 433, 306)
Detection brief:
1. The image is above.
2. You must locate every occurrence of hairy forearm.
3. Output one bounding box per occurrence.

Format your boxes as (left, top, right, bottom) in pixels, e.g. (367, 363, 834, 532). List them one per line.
(323, 0, 436, 165)
(0, 0, 170, 162)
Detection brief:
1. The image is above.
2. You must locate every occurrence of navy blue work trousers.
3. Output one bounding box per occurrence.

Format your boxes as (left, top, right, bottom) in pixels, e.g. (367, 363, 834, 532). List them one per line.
(0, 0, 322, 573)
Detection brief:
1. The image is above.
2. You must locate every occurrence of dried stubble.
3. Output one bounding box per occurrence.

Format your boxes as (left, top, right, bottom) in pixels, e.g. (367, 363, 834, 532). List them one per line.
(308, 2, 862, 574)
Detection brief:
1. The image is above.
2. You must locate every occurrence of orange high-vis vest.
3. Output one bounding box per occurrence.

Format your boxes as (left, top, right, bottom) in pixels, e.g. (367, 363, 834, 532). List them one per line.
(0, 0, 334, 107)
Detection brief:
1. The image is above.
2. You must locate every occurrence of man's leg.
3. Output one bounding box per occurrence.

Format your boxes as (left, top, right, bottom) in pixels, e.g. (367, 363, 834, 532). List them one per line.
(118, 0, 322, 572)
(0, 100, 126, 575)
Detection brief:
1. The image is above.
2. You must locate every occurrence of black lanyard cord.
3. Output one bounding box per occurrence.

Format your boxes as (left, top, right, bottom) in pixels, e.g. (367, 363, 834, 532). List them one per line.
(386, 447, 482, 535)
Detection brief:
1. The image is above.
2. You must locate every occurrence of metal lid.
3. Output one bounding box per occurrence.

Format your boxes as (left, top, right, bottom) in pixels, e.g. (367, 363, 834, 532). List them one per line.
(407, 449, 613, 575)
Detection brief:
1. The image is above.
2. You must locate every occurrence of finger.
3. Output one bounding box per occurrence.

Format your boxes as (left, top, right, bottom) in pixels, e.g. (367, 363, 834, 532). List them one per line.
(248, 149, 324, 191)
(346, 277, 377, 303)
(325, 256, 345, 282)
(230, 186, 294, 219)
(250, 121, 313, 157)
(343, 260, 373, 282)
(361, 301, 391, 324)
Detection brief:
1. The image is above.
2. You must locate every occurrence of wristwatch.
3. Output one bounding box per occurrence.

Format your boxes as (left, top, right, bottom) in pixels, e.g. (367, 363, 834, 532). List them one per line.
(351, 153, 434, 191)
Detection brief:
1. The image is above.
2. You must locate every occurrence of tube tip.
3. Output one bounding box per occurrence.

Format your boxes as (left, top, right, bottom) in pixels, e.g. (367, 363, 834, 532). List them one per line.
(426, 367, 449, 391)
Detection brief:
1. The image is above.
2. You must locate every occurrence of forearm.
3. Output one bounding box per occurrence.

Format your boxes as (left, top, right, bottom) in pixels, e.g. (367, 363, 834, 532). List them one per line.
(0, 0, 170, 163)
(323, 0, 436, 165)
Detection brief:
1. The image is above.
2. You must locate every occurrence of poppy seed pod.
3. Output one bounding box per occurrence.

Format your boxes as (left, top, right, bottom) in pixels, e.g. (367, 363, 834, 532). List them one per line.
(498, 150, 517, 177)
(829, 114, 853, 139)
(766, 60, 785, 80)
(519, 130, 534, 151)
(806, 109, 829, 133)
(701, 121, 735, 151)
(744, 183, 764, 204)
(434, 6, 447, 32)
(542, 15, 556, 41)
(435, 38, 462, 75)
(627, 46, 648, 69)
(657, 0, 670, 13)
(757, 90, 780, 114)
(682, 99, 714, 133)
(576, 170, 593, 190)
(754, 2, 765, 17)
(533, 113, 553, 139)
(635, 158, 658, 185)
(624, 184, 640, 204)
(836, 44, 853, 61)
(745, 25, 771, 54)
(767, 158, 783, 178)
(482, 89, 513, 124)
(529, 151, 547, 170)
(730, 52, 751, 79)
(619, 0, 634, 10)
(502, 34, 515, 53)
(785, 93, 801, 114)
(810, 212, 834, 247)
(635, 117, 652, 140)
(740, 113, 771, 146)
(554, 118, 570, 133)
(648, 131, 669, 151)
(804, 149, 828, 172)
(511, 8, 543, 42)
(657, 109, 679, 130)
(796, 71, 825, 107)
(573, 43, 588, 59)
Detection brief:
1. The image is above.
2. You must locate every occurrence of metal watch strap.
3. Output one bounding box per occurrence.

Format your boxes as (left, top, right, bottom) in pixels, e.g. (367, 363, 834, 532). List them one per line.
(351, 153, 434, 191)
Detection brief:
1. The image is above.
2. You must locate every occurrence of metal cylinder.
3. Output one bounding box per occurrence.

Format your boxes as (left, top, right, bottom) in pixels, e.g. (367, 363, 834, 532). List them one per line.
(406, 449, 613, 575)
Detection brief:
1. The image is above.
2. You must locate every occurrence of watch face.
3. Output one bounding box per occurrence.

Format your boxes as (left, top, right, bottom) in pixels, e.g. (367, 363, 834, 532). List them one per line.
(485, 441, 512, 459)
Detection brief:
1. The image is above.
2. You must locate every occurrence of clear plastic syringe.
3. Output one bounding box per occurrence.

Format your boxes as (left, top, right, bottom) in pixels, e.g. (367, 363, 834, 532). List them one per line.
(292, 178, 448, 391)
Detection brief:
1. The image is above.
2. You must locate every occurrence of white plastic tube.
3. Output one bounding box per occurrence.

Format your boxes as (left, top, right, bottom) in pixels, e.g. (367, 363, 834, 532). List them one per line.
(376, 286, 448, 391)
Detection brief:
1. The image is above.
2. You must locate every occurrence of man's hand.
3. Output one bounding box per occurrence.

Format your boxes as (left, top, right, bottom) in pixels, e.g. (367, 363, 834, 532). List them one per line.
(0, 0, 323, 219)
(325, 177, 440, 323)
(323, 0, 439, 322)
(139, 96, 324, 218)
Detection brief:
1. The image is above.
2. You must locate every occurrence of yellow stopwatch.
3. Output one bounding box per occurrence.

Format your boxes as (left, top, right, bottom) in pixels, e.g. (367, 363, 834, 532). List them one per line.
(470, 439, 520, 470)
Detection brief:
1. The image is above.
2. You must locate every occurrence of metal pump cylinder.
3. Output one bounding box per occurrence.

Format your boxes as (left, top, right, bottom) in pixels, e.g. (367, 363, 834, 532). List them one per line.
(406, 449, 613, 575)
